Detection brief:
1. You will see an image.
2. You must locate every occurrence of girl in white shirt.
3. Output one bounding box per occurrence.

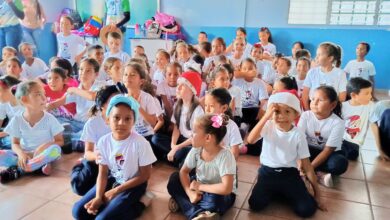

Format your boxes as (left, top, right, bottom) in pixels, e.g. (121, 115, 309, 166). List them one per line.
(298, 86, 348, 188)
(19, 42, 49, 80)
(247, 92, 326, 217)
(103, 57, 123, 85)
(71, 85, 120, 196)
(72, 94, 156, 219)
(257, 27, 276, 60)
(167, 114, 236, 219)
(302, 42, 347, 110)
(0, 81, 63, 183)
(151, 50, 170, 86)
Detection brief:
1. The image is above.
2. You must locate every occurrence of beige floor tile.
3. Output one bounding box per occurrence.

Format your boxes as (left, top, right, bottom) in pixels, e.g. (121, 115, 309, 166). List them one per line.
(22, 201, 73, 220)
(372, 205, 390, 220)
(222, 207, 240, 219)
(138, 191, 171, 220)
(53, 189, 81, 206)
(237, 155, 260, 165)
(340, 160, 365, 180)
(234, 181, 253, 209)
(148, 168, 176, 193)
(319, 178, 369, 204)
(305, 197, 372, 220)
(236, 209, 290, 220)
(164, 212, 186, 220)
(368, 182, 390, 209)
(364, 162, 390, 185)
(0, 190, 48, 220)
(361, 150, 383, 165)
(361, 138, 378, 151)
(237, 162, 259, 184)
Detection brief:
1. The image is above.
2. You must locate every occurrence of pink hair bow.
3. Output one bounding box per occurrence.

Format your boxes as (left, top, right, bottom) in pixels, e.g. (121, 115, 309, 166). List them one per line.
(211, 115, 223, 128)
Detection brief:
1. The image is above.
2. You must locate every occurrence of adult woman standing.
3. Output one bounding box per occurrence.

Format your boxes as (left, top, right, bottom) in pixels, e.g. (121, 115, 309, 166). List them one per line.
(0, 0, 23, 57)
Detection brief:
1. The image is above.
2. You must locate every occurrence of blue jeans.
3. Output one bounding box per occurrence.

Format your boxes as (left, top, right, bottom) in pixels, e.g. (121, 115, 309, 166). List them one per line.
(71, 159, 99, 196)
(167, 172, 236, 219)
(151, 133, 191, 168)
(72, 177, 147, 220)
(248, 166, 317, 218)
(379, 109, 390, 157)
(22, 26, 42, 56)
(309, 147, 348, 175)
(0, 135, 11, 150)
(0, 24, 22, 57)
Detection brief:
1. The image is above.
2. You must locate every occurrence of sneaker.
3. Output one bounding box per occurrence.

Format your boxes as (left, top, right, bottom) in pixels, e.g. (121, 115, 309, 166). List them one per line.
(168, 197, 180, 213)
(41, 163, 52, 176)
(192, 211, 219, 220)
(140, 191, 156, 207)
(239, 144, 248, 155)
(0, 166, 22, 184)
(62, 123, 73, 154)
(317, 172, 334, 188)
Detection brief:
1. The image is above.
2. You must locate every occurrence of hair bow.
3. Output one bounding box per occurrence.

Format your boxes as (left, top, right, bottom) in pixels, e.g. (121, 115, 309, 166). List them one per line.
(211, 115, 223, 128)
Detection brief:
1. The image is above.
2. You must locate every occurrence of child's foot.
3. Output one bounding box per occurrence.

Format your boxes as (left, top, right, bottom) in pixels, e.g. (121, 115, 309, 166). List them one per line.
(0, 166, 22, 184)
(317, 172, 333, 188)
(239, 144, 248, 155)
(41, 163, 52, 176)
(140, 191, 156, 207)
(192, 211, 219, 220)
(168, 197, 180, 212)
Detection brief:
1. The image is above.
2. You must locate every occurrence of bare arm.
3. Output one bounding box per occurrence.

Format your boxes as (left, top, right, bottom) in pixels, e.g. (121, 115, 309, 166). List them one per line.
(84, 142, 97, 161)
(112, 165, 152, 195)
(301, 158, 327, 211)
(46, 95, 66, 111)
(302, 87, 310, 111)
(230, 145, 239, 161)
(67, 87, 96, 101)
(247, 104, 275, 144)
(338, 91, 347, 102)
(139, 108, 157, 127)
(161, 95, 173, 119)
(311, 147, 335, 169)
(197, 175, 234, 195)
(371, 123, 389, 160)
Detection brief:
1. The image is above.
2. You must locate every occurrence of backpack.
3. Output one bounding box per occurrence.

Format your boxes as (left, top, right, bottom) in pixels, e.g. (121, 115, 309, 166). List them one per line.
(52, 8, 83, 34)
(153, 12, 176, 28)
(83, 16, 103, 37)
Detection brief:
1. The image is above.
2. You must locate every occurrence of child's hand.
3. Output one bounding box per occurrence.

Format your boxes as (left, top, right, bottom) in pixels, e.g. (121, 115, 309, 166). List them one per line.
(104, 188, 119, 203)
(188, 190, 202, 204)
(17, 152, 31, 171)
(85, 197, 104, 215)
(189, 180, 200, 192)
(264, 103, 277, 120)
(315, 196, 327, 212)
(167, 147, 178, 162)
(75, 54, 83, 64)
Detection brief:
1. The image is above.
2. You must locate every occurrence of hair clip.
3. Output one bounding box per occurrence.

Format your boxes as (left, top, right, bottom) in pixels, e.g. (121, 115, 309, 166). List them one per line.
(211, 114, 223, 128)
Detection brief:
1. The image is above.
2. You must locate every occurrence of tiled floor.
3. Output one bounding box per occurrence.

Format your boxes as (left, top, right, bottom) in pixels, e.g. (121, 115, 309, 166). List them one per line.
(1, 92, 389, 220)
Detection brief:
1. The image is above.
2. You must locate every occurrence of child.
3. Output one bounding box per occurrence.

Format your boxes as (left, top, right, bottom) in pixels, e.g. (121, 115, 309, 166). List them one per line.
(276, 57, 291, 78)
(151, 50, 170, 86)
(226, 27, 253, 57)
(228, 37, 247, 68)
(0, 81, 64, 183)
(122, 62, 160, 142)
(0, 76, 22, 149)
(205, 88, 242, 160)
(104, 31, 130, 64)
(49, 57, 79, 88)
(0, 46, 18, 76)
(341, 77, 375, 160)
(19, 42, 49, 80)
(232, 58, 268, 130)
(105, 0, 130, 30)
(5, 57, 25, 80)
(199, 41, 212, 60)
(167, 114, 237, 219)
(156, 62, 181, 120)
(302, 42, 347, 110)
(71, 85, 119, 196)
(152, 71, 204, 166)
(370, 100, 390, 160)
(193, 31, 208, 51)
(44, 67, 76, 119)
(175, 42, 191, 66)
(133, 45, 145, 58)
(247, 92, 325, 217)
(298, 86, 348, 187)
(257, 27, 276, 59)
(88, 45, 109, 82)
(57, 15, 88, 66)
(203, 37, 226, 73)
(72, 94, 156, 219)
(273, 76, 298, 94)
(103, 57, 123, 85)
(296, 57, 310, 97)
(288, 41, 304, 76)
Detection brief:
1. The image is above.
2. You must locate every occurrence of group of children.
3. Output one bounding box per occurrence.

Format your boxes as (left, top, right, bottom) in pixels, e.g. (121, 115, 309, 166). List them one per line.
(0, 18, 389, 220)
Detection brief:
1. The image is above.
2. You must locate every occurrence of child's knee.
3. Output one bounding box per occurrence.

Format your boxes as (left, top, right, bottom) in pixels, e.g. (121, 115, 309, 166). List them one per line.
(328, 154, 349, 175)
(293, 199, 317, 218)
(72, 202, 87, 219)
(167, 171, 180, 193)
(47, 145, 62, 158)
(248, 194, 269, 211)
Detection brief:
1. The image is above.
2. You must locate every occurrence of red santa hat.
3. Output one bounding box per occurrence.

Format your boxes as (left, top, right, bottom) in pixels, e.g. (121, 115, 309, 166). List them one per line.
(177, 71, 202, 97)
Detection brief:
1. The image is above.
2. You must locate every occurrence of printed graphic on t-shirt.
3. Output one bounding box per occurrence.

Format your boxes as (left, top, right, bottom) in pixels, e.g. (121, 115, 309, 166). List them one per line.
(345, 115, 361, 139)
(113, 153, 125, 180)
(243, 88, 254, 107)
(59, 42, 71, 60)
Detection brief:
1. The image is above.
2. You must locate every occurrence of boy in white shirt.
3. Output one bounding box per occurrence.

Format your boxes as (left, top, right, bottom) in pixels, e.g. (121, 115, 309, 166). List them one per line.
(103, 32, 130, 64)
(341, 77, 375, 160)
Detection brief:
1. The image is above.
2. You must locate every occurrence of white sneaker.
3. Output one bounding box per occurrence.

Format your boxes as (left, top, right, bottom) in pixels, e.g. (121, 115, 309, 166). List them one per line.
(317, 172, 334, 188)
(192, 211, 219, 220)
(140, 191, 156, 207)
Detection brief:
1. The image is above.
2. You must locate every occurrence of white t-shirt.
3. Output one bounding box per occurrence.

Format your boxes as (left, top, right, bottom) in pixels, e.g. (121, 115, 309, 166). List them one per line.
(228, 85, 242, 117)
(80, 114, 111, 144)
(261, 61, 276, 85)
(97, 68, 110, 82)
(222, 119, 243, 149)
(57, 33, 87, 65)
(228, 55, 245, 67)
(259, 42, 277, 56)
(171, 104, 204, 139)
(184, 147, 237, 193)
(344, 60, 376, 80)
(342, 101, 375, 146)
(371, 100, 390, 125)
(134, 91, 162, 137)
(232, 78, 268, 108)
(96, 132, 157, 184)
(156, 81, 177, 112)
(287, 57, 297, 76)
(296, 78, 305, 97)
(151, 69, 165, 86)
(0, 103, 23, 120)
(298, 111, 345, 151)
(4, 112, 64, 152)
(22, 58, 49, 80)
(259, 121, 310, 168)
(104, 51, 130, 64)
(303, 67, 347, 98)
(65, 81, 105, 122)
(243, 43, 253, 58)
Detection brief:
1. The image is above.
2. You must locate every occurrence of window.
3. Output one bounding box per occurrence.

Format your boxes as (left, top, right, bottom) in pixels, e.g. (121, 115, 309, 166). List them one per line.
(288, 0, 390, 25)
